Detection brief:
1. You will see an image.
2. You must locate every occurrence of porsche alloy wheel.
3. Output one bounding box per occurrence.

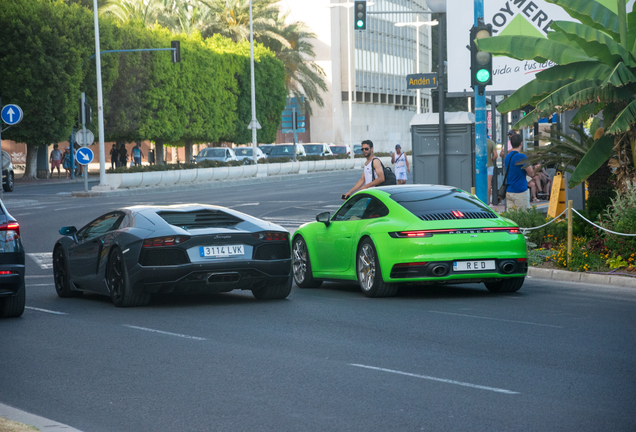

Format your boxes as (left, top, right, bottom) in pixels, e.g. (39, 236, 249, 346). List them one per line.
(292, 236, 322, 288)
(53, 247, 81, 298)
(107, 247, 150, 307)
(357, 239, 397, 298)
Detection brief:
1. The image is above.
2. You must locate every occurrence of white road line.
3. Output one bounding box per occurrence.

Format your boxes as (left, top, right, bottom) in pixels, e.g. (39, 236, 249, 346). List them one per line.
(27, 252, 53, 269)
(428, 310, 564, 328)
(349, 364, 519, 395)
(25, 306, 67, 315)
(26, 283, 54, 287)
(123, 325, 206, 340)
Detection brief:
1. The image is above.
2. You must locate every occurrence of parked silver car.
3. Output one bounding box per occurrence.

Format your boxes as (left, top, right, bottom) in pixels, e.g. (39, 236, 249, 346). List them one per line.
(268, 144, 306, 160)
(1, 151, 14, 192)
(303, 143, 334, 157)
(195, 147, 238, 163)
(234, 146, 265, 162)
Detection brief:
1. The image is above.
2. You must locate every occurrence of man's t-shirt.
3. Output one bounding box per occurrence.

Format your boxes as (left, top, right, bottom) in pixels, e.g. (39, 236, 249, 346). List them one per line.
(133, 147, 141, 158)
(504, 151, 528, 193)
(51, 149, 62, 161)
(486, 139, 495, 168)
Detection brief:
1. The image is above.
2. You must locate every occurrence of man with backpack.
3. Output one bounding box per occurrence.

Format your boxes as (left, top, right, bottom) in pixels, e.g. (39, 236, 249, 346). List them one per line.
(503, 132, 534, 209)
(343, 140, 392, 199)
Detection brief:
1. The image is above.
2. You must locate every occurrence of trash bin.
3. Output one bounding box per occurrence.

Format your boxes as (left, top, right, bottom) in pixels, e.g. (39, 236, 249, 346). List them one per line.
(148, 149, 155, 165)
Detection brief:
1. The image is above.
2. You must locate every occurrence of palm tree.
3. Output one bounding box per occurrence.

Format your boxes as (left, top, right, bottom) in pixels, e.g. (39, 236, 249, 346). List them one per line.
(100, 0, 164, 25)
(159, 0, 214, 35)
(477, 0, 635, 193)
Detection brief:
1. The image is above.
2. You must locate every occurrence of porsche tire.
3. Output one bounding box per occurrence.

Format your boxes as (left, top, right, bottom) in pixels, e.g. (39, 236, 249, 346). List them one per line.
(292, 236, 322, 288)
(0, 283, 25, 318)
(53, 246, 82, 298)
(252, 274, 292, 300)
(357, 238, 398, 298)
(484, 277, 525, 293)
(107, 247, 150, 307)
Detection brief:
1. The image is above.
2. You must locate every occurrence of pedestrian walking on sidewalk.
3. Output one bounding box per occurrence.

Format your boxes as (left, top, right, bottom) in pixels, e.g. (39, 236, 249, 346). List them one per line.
(109, 144, 117, 169)
(391, 144, 409, 185)
(49, 144, 62, 178)
(132, 142, 144, 166)
(62, 147, 72, 179)
(119, 144, 128, 168)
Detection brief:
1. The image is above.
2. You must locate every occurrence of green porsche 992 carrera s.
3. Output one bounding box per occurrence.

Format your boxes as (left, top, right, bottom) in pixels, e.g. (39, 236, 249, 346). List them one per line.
(292, 185, 527, 297)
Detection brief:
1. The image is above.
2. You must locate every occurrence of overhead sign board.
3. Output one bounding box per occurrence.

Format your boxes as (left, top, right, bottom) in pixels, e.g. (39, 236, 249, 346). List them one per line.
(446, 0, 635, 94)
(406, 73, 438, 89)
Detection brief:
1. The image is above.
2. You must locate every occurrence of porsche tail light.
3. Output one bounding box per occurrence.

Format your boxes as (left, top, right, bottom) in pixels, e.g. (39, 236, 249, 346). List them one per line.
(389, 227, 520, 238)
(517, 258, 527, 262)
(394, 262, 427, 267)
(253, 232, 289, 241)
(143, 236, 190, 247)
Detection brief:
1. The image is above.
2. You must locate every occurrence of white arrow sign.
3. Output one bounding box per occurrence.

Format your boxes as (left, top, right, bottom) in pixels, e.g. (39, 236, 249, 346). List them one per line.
(1, 104, 23, 126)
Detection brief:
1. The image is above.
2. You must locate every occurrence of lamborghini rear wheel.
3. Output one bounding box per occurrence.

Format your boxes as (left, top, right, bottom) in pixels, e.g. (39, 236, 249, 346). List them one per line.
(107, 247, 151, 307)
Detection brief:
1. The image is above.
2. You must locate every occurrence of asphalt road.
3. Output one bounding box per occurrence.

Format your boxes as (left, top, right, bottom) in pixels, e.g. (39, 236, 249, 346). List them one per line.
(1, 171, 635, 432)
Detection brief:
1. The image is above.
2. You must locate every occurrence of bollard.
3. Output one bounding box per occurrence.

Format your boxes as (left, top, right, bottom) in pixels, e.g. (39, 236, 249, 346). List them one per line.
(471, 187, 476, 196)
(567, 199, 573, 267)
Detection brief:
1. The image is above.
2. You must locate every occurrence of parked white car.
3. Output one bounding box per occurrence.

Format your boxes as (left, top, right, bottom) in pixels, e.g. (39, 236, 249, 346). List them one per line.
(329, 144, 352, 156)
(234, 146, 266, 162)
(303, 143, 334, 157)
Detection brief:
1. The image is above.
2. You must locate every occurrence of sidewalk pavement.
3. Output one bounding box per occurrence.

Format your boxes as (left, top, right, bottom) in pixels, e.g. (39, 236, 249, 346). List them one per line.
(0, 402, 82, 432)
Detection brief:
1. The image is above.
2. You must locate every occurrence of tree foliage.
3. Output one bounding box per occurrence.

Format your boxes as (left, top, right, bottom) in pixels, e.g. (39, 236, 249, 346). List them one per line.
(477, 0, 636, 190)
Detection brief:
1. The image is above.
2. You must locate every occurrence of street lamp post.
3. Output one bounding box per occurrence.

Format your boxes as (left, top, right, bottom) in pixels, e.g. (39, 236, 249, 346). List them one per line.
(248, 0, 261, 164)
(395, 18, 438, 114)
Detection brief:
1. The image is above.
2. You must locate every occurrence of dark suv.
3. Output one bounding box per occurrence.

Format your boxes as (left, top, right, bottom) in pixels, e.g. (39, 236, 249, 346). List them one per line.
(2, 150, 14, 192)
(0, 199, 25, 317)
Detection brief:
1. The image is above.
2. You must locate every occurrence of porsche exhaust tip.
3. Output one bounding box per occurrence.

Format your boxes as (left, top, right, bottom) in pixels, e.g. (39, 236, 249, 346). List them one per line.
(432, 265, 448, 276)
(501, 262, 516, 274)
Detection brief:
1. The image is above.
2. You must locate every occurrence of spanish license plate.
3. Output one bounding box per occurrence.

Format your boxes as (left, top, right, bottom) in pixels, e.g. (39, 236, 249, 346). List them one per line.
(200, 245, 244, 257)
(453, 260, 496, 272)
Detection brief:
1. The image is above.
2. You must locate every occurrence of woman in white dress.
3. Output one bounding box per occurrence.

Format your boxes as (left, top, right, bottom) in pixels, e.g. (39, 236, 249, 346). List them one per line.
(391, 144, 409, 185)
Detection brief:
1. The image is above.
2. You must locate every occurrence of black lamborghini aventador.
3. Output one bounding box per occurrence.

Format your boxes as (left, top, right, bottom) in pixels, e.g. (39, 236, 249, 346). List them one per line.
(53, 204, 292, 307)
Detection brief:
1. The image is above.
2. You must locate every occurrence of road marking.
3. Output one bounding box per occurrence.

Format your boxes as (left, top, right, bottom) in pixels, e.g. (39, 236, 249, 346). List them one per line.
(349, 364, 519, 395)
(26, 275, 53, 278)
(123, 325, 206, 340)
(27, 252, 53, 269)
(231, 202, 260, 207)
(428, 310, 564, 329)
(26, 283, 54, 287)
(26, 306, 67, 315)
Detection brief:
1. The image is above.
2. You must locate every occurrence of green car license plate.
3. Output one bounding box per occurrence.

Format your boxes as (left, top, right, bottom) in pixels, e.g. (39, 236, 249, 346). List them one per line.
(453, 260, 496, 271)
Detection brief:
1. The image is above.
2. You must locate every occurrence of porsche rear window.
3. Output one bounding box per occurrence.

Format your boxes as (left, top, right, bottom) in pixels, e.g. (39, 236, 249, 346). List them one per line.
(389, 189, 496, 219)
(158, 210, 243, 229)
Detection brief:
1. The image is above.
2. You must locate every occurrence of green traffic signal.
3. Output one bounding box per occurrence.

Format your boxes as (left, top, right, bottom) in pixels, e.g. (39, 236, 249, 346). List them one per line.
(356, 20, 364, 28)
(476, 68, 490, 83)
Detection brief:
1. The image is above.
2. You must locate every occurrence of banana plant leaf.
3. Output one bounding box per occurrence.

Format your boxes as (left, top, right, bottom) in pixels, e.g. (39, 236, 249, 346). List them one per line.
(513, 109, 542, 130)
(546, 0, 620, 41)
(571, 102, 604, 124)
(606, 99, 636, 134)
(568, 135, 615, 188)
(628, 7, 636, 51)
(562, 85, 634, 110)
(551, 21, 636, 67)
(497, 79, 572, 113)
(534, 79, 601, 116)
(476, 36, 592, 65)
(535, 61, 612, 83)
(601, 62, 636, 87)
(547, 31, 588, 50)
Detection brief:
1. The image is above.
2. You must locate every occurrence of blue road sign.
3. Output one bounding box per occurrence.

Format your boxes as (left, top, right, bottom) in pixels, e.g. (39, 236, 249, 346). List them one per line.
(1, 104, 23, 125)
(282, 122, 293, 128)
(296, 128, 305, 133)
(75, 147, 94, 165)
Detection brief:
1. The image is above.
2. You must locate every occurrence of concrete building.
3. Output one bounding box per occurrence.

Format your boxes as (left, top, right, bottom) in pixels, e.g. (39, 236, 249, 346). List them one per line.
(278, 0, 433, 152)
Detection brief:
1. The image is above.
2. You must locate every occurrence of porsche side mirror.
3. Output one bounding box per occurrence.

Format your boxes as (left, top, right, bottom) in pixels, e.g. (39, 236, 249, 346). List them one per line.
(59, 226, 77, 236)
(316, 212, 330, 226)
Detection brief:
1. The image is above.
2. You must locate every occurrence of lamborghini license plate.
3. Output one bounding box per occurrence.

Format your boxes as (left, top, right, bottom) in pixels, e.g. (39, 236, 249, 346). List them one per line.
(200, 245, 244, 257)
(453, 260, 496, 271)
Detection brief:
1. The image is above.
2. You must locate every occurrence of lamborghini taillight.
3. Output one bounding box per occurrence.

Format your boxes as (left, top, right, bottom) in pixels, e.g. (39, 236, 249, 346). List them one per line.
(142, 235, 190, 247)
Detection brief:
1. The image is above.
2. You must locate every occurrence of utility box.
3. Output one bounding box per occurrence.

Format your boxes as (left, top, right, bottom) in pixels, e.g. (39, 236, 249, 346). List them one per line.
(410, 112, 475, 191)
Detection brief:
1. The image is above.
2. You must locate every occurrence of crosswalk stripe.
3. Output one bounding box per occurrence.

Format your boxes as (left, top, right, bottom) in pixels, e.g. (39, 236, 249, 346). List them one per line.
(27, 252, 53, 270)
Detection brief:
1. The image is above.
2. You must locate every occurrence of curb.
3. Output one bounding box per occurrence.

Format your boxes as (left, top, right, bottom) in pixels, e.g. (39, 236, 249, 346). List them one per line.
(70, 169, 352, 197)
(0, 403, 82, 432)
(528, 267, 636, 288)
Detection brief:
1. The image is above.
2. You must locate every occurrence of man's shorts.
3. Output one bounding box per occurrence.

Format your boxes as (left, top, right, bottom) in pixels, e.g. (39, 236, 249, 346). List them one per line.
(51, 160, 61, 169)
(487, 166, 494, 176)
(396, 171, 407, 181)
(506, 190, 529, 209)
(134, 157, 141, 165)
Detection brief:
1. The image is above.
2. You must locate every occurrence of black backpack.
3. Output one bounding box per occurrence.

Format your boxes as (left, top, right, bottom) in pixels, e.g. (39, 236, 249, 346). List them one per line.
(371, 158, 397, 186)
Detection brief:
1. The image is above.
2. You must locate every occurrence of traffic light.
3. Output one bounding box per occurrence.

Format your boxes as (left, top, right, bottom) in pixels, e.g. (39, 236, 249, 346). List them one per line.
(354, 1, 367, 30)
(470, 21, 493, 95)
(293, 111, 298, 130)
(171, 40, 181, 63)
(84, 102, 92, 125)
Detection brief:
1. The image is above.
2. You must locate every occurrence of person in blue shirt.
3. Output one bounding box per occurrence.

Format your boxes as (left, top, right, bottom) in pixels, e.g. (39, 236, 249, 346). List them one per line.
(504, 133, 534, 209)
(132, 142, 144, 166)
